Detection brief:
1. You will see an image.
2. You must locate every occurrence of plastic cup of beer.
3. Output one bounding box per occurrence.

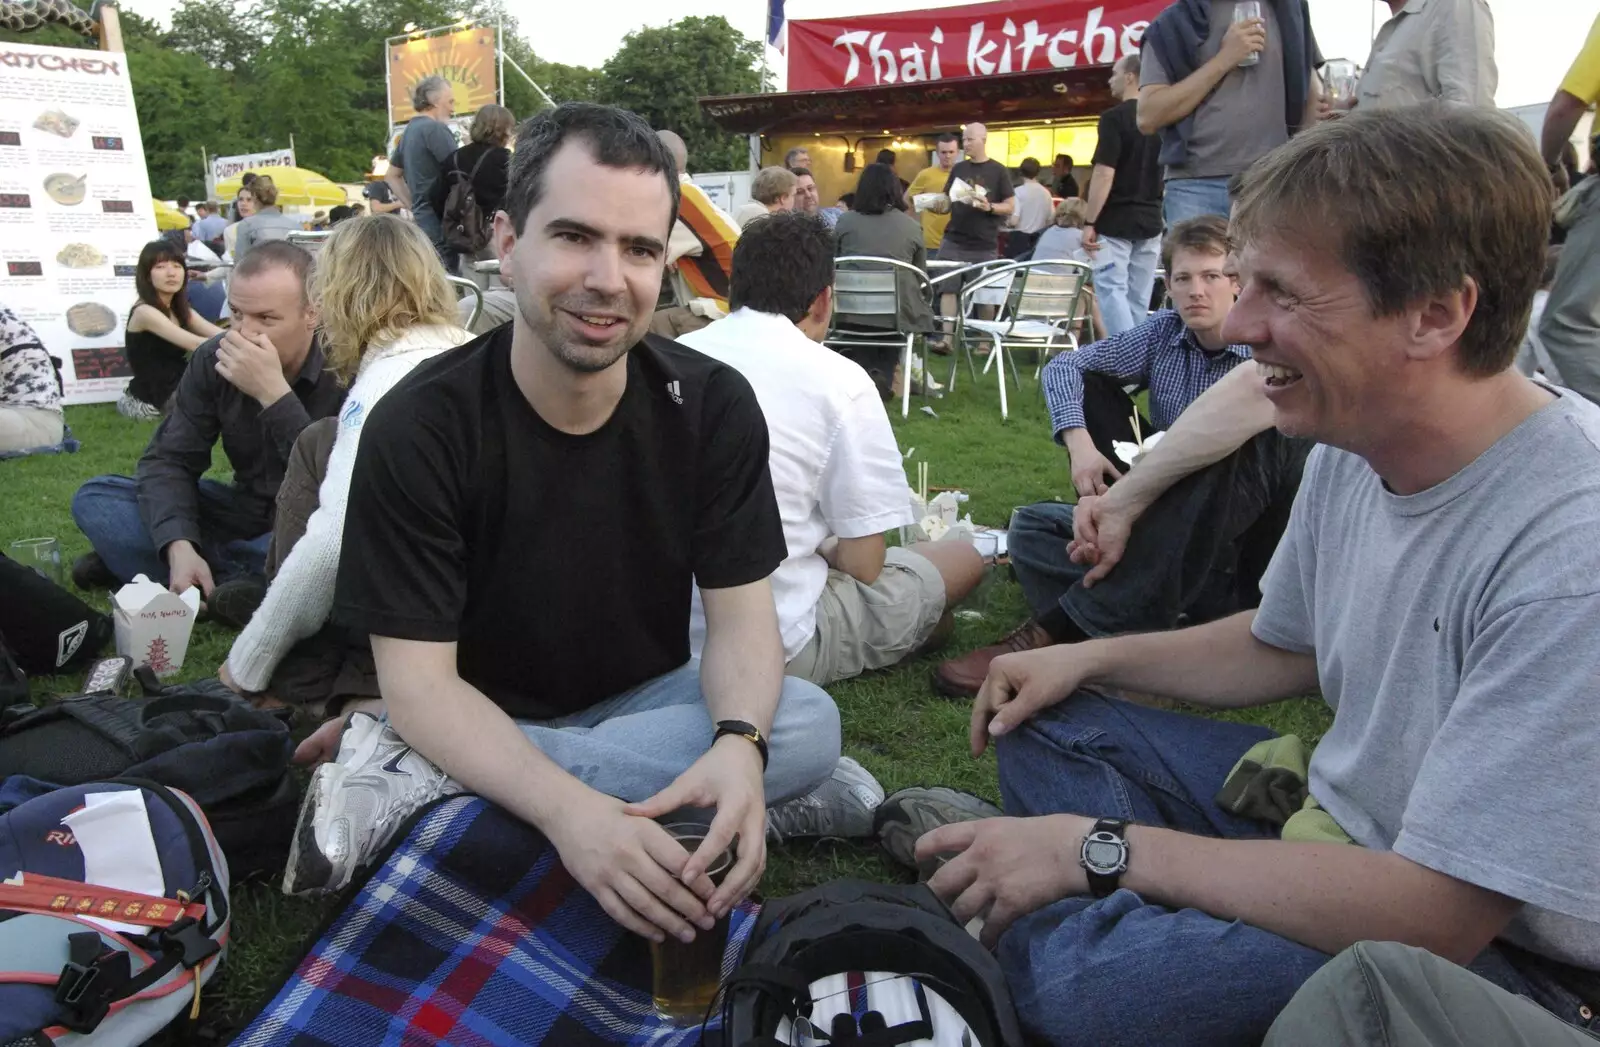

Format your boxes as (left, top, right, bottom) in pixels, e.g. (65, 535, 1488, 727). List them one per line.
(10, 537, 63, 587)
(1325, 58, 1359, 109)
(1233, 0, 1263, 67)
(651, 823, 736, 1025)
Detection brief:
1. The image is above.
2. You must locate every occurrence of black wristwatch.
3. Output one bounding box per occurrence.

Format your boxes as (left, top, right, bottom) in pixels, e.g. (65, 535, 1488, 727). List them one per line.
(714, 719, 769, 770)
(1080, 818, 1130, 898)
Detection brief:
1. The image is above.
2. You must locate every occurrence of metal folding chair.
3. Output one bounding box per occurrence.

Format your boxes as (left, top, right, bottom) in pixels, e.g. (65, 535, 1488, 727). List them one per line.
(954, 259, 1092, 421)
(928, 258, 1019, 387)
(826, 255, 935, 418)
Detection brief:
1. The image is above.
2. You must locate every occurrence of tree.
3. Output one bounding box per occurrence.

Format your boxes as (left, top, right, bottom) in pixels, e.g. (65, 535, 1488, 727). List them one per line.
(167, 0, 265, 72)
(599, 16, 762, 173)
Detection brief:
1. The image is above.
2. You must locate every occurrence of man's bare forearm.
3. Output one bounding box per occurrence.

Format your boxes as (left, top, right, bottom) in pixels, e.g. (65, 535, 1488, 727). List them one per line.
(384, 167, 412, 210)
(1077, 610, 1317, 708)
(1084, 165, 1114, 223)
(1541, 90, 1589, 165)
(1138, 55, 1236, 133)
(1123, 827, 1518, 964)
(699, 583, 784, 735)
(1106, 364, 1275, 518)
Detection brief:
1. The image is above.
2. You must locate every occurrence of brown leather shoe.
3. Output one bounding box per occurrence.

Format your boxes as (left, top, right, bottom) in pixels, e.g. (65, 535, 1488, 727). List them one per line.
(933, 619, 1057, 698)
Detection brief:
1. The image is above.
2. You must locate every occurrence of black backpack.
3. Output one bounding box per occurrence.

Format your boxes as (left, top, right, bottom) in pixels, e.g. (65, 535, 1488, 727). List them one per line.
(442, 149, 493, 254)
(0, 549, 113, 677)
(0, 677, 298, 882)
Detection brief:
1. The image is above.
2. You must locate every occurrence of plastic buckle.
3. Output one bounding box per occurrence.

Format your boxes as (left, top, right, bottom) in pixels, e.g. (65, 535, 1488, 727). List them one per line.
(156, 916, 221, 968)
(53, 945, 130, 1033)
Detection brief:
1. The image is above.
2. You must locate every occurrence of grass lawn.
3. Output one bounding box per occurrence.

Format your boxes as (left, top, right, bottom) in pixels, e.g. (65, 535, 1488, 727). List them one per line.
(1, 363, 1330, 1036)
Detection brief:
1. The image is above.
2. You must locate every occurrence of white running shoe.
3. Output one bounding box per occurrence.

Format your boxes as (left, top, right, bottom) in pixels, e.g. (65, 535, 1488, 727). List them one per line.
(282, 712, 462, 896)
(766, 756, 886, 843)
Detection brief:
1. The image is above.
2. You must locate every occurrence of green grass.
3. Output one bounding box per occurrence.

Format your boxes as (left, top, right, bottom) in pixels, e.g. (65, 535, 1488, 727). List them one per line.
(1, 367, 1329, 1035)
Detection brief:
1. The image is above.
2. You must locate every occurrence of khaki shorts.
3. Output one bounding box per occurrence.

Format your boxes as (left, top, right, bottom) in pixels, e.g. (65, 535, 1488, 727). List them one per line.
(787, 547, 946, 687)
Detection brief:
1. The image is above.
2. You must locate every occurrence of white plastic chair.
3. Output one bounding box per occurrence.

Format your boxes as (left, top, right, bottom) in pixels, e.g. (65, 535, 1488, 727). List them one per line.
(954, 259, 1092, 420)
(827, 255, 935, 418)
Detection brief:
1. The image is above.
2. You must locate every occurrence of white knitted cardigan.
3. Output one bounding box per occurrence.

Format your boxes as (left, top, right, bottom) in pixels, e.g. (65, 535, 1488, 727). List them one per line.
(225, 323, 473, 692)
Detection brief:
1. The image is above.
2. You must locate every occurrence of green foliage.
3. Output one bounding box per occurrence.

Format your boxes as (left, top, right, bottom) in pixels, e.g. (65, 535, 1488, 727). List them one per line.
(599, 16, 762, 174)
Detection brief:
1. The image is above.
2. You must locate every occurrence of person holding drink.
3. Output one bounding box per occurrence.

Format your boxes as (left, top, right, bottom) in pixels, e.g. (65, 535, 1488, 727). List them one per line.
(1138, 0, 1325, 225)
(289, 104, 849, 969)
(1351, 0, 1497, 111)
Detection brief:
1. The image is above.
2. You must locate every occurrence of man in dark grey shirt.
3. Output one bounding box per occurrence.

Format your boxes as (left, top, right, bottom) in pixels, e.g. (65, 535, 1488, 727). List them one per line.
(385, 74, 459, 264)
(71, 242, 343, 597)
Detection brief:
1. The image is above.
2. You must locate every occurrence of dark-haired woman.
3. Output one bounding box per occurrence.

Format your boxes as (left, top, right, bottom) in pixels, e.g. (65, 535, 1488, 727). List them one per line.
(431, 104, 515, 285)
(118, 239, 221, 420)
(832, 161, 933, 336)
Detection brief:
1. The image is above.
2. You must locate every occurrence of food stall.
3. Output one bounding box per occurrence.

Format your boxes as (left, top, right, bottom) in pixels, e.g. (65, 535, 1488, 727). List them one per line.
(701, 0, 1166, 204)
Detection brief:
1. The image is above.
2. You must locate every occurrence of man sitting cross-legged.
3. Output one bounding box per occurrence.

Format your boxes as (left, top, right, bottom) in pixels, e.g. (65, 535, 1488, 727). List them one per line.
(71, 242, 343, 623)
(936, 217, 1312, 697)
(678, 211, 985, 698)
(286, 104, 848, 951)
(883, 104, 1600, 1046)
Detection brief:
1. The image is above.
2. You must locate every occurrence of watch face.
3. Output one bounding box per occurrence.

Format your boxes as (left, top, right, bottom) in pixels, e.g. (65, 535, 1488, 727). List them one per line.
(1085, 839, 1124, 869)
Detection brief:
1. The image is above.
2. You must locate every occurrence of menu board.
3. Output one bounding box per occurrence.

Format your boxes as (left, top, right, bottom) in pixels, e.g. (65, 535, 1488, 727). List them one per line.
(0, 41, 159, 405)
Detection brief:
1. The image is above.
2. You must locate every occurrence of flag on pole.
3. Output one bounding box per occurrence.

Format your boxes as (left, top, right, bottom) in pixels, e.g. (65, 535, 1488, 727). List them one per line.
(766, 0, 786, 51)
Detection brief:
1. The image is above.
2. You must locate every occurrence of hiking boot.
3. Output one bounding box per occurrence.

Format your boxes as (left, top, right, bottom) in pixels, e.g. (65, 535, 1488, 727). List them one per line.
(208, 574, 267, 630)
(874, 786, 1004, 879)
(766, 756, 885, 843)
(283, 712, 463, 896)
(932, 619, 1057, 699)
(72, 551, 118, 591)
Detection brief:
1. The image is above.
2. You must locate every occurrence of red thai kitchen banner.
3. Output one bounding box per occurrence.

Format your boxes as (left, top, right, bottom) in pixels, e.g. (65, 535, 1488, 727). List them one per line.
(786, 0, 1168, 91)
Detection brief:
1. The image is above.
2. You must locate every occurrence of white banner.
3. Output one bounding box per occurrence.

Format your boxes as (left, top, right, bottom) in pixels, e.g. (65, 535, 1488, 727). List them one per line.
(210, 147, 294, 183)
(0, 41, 160, 405)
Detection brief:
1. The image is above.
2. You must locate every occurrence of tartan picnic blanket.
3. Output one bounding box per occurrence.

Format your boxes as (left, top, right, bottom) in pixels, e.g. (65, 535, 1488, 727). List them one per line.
(235, 796, 761, 1047)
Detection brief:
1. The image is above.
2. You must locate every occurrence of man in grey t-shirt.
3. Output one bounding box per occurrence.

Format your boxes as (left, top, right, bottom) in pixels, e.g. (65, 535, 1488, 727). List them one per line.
(1138, 0, 1322, 226)
(880, 106, 1600, 1046)
(385, 74, 458, 263)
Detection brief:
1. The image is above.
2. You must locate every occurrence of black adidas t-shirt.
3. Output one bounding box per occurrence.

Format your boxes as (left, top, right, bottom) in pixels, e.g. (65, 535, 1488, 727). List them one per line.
(334, 326, 786, 720)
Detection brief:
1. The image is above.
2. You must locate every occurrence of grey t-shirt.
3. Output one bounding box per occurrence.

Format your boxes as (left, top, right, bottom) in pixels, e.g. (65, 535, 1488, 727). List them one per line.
(390, 114, 458, 219)
(1141, 0, 1290, 180)
(1253, 389, 1600, 969)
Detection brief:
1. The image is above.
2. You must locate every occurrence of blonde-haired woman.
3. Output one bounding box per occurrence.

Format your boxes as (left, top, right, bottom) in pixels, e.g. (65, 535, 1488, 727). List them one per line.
(221, 215, 472, 699)
(734, 166, 798, 227)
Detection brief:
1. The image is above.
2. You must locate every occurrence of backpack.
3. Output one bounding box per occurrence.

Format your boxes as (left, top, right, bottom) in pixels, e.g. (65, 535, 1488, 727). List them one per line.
(0, 679, 297, 883)
(722, 880, 1024, 1046)
(0, 630, 27, 707)
(441, 148, 493, 254)
(0, 779, 229, 1045)
(0, 550, 114, 677)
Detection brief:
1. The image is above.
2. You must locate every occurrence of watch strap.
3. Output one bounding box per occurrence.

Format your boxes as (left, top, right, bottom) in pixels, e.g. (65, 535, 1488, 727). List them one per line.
(714, 719, 769, 770)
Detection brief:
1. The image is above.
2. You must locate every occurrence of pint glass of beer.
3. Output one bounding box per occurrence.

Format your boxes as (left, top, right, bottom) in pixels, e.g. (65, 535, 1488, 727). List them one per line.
(1233, 1, 1263, 67)
(650, 824, 735, 1024)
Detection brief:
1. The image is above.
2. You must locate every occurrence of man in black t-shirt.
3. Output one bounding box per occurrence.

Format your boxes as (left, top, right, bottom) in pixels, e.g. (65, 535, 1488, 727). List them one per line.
(938, 121, 1015, 265)
(1083, 54, 1166, 337)
(285, 105, 849, 946)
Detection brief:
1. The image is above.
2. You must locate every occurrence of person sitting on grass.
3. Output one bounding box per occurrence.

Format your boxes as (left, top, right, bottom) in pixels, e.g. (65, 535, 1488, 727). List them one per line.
(285, 106, 854, 953)
(219, 215, 472, 704)
(680, 210, 984, 692)
(70, 241, 343, 626)
(0, 305, 65, 455)
(934, 215, 1307, 697)
(879, 104, 1600, 1046)
(117, 238, 224, 421)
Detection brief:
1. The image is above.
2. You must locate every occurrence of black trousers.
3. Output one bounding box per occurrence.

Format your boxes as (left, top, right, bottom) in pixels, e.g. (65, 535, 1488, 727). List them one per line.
(1080, 371, 1151, 471)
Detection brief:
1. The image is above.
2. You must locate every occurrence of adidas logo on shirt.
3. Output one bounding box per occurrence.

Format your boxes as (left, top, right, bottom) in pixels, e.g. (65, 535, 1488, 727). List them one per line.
(666, 380, 683, 405)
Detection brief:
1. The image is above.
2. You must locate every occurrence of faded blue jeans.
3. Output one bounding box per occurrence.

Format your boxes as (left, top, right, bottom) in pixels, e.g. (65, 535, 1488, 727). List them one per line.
(1091, 233, 1162, 337)
(994, 692, 1591, 1046)
(517, 660, 840, 806)
(1162, 175, 1232, 228)
(70, 474, 271, 586)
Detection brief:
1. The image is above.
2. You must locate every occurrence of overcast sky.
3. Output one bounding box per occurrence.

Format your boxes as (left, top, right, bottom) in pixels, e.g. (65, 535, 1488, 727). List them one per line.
(121, 0, 1588, 109)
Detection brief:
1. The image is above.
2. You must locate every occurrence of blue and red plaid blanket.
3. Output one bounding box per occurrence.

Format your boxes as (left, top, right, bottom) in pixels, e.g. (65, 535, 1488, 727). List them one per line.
(235, 796, 760, 1047)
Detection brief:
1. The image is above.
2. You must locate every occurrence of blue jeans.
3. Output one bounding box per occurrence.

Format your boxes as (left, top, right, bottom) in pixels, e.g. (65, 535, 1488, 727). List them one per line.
(70, 474, 272, 586)
(1092, 233, 1162, 337)
(412, 205, 459, 272)
(993, 693, 1587, 1046)
(1162, 176, 1232, 229)
(517, 661, 839, 806)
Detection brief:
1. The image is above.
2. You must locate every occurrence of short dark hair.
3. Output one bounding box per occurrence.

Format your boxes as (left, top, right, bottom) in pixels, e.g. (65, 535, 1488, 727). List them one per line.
(1233, 103, 1550, 377)
(838, 192, 855, 210)
(1019, 157, 1041, 179)
(328, 204, 355, 225)
(504, 102, 679, 237)
(789, 166, 813, 180)
(936, 133, 959, 146)
(241, 172, 258, 186)
(875, 148, 896, 165)
(728, 211, 834, 323)
(233, 240, 313, 304)
(1161, 214, 1230, 272)
(853, 162, 905, 216)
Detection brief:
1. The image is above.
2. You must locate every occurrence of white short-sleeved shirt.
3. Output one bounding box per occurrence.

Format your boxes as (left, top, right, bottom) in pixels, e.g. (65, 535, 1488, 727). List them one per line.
(679, 308, 913, 659)
(1253, 389, 1600, 969)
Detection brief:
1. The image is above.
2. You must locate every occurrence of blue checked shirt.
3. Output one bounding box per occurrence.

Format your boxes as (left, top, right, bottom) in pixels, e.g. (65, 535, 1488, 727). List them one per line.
(1043, 310, 1252, 441)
